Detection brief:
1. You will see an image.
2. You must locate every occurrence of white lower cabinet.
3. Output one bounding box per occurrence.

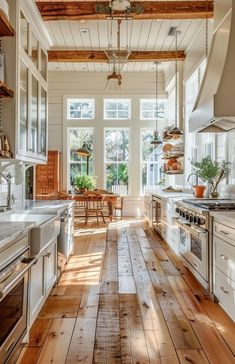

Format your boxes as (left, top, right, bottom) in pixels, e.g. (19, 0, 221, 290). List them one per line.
(29, 255, 44, 325)
(213, 220, 235, 321)
(44, 239, 57, 298)
(214, 267, 235, 321)
(29, 238, 57, 326)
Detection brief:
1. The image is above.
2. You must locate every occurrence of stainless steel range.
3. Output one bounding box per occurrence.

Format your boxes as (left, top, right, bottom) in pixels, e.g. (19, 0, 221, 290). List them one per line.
(0, 233, 36, 364)
(174, 199, 235, 290)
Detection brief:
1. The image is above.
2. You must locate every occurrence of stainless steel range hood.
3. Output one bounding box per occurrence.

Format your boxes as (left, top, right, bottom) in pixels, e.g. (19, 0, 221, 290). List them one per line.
(189, 0, 235, 133)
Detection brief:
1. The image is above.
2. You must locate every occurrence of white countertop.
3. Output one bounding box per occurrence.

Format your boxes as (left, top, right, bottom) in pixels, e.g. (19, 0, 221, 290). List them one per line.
(0, 221, 35, 251)
(24, 200, 75, 214)
(210, 211, 235, 229)
(0, 212, 58, 226)
(146, 188, 193, 202)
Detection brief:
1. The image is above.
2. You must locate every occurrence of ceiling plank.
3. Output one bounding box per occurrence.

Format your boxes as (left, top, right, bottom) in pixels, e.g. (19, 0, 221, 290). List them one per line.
(36, 1, 214, 21)
(48, 50, 186, 62)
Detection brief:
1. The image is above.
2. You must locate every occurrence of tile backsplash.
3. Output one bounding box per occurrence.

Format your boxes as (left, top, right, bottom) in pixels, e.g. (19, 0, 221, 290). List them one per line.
(0, 162, 24, 209)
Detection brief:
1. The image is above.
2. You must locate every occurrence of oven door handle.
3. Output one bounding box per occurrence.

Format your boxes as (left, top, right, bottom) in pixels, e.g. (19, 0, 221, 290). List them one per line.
(0, 257, 38, 300)
(182, 223, 207, 238)
(172, 217, 185, 226)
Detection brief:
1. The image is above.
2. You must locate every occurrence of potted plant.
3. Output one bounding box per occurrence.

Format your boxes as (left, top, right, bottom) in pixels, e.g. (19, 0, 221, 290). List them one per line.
(191, 156, 231, 198)
(74, 175, 96, 193)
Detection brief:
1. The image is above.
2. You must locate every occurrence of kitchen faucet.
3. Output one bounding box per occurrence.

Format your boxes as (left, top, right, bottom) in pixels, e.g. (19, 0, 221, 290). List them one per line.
(0, 172, 13, 210)
(187, 172, 199, 186)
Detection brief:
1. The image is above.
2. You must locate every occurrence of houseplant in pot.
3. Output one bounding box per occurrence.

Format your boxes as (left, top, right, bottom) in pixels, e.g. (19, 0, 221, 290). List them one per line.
(190, 156, 231, 198)
(74, 175, 96, 193)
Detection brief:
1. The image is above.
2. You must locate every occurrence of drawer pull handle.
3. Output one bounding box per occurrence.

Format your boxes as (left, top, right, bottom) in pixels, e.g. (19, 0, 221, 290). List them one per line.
(44, 252, 51, 258)
(220, 286, 229, 294)
(220, 254, 228, 260)
(220, 230, 229, 236)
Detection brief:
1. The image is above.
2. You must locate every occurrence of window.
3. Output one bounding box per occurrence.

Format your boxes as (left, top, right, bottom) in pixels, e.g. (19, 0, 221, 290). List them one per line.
(141, 129, 162, 194)
(104, 99, 131, 120)
(104, 128, 129, 195)
(67, 98, 95, 119)
(68, 128, 94, 187)
(140, 99, 165, 120)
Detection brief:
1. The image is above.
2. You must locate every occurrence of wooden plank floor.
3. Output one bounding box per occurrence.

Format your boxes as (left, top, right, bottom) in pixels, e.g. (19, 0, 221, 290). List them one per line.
(17, 219, 235, 364)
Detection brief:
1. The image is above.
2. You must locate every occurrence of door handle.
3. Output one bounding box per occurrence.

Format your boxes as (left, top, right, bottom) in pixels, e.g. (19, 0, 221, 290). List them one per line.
(220, 230, 229, 236)
(220, 286, 229, 295)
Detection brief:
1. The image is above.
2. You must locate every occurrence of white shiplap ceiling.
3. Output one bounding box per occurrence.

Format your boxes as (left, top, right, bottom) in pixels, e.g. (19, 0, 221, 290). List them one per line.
(37, 1, 207, 73)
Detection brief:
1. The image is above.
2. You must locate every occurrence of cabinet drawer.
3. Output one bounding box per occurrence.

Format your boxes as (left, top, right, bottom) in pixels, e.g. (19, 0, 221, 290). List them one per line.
(213, 221, 235, 246)
(214, 237, 235, 281)
(214, 267, 235, 321)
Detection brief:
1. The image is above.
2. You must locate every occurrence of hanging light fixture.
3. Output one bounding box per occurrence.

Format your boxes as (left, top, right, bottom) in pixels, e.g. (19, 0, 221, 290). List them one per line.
(107, 61, 122, 86)
(77, 143, 91, 175)
(151, 62, 162, 145)
(168, 29, 183, 137)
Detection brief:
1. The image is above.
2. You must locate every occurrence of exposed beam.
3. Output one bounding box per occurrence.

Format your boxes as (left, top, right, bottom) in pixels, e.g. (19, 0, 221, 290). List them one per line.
(37, 1, 214, 21)
(48, 50, 186, 63)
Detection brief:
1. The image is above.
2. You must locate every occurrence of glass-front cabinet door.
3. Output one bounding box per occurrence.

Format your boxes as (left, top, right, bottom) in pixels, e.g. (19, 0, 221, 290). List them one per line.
(30, 74, 38, 154)
(17, 9, 48, 162)
(39, 86, 47, 156)
(19, 60, 28, 153)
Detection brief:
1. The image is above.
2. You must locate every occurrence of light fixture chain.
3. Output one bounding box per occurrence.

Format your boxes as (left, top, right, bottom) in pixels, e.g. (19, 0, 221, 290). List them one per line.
(175, 31, 178, 128)
(205, 0, 208, 58)
(155, 61, 158, 131)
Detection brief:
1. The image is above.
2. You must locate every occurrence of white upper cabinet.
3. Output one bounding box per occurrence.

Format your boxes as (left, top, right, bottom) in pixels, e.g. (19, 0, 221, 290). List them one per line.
(0, 0, 51, 163)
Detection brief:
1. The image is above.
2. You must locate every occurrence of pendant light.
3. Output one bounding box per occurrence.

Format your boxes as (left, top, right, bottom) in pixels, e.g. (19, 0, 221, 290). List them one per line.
(168, 29, 183, 137)
(151, 62, 162, 145)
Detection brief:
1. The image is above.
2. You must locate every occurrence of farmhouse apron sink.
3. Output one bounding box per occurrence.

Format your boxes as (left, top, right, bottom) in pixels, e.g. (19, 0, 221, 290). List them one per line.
(0, 213, 60, 255)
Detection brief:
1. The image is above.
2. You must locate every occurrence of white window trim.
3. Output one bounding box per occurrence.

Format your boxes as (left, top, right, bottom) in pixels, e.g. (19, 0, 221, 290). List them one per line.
(103, 127, 130, 195)
(103, 98, 131, 120)
(67, 98, 95, 120)
(67, 127, 95, 189)
(140, 99, 166, 120)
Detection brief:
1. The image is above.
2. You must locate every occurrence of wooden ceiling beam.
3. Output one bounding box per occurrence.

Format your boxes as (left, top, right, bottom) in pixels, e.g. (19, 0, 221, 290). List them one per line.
(36, 1, 214, 21)
(48, 50, 186, 63)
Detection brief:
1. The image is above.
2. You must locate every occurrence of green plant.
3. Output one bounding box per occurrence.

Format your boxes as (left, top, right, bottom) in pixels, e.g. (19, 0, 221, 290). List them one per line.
(74, 175, 96, 190)
(190, 156, 231, 193)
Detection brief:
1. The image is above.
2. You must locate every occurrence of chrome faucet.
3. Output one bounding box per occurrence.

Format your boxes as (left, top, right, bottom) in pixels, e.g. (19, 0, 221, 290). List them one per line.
(187, 172, 199, 186)
(0, 172, 13, 210)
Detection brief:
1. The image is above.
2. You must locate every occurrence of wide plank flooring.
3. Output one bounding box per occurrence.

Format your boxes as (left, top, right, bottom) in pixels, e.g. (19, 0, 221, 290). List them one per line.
(18, 219, 235, 364)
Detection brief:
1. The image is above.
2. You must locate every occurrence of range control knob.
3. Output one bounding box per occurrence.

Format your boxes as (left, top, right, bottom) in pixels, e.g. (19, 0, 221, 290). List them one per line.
(185, 213, 190, 220)
(189, 215, 194, 223)
(175, 207, 180, 214)
(197, 217, 206, 226)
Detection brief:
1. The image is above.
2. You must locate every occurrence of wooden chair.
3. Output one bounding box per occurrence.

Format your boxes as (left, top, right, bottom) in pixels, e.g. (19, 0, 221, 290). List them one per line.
(114, 196, 124, 219)
(84, 192, 106, 225)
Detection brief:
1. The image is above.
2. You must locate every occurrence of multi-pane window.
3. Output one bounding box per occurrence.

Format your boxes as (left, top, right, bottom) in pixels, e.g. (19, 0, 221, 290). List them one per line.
(67, 98, 95, 119)
(69, 128, 94, 187)
(140, 99, 165, 120)
(141, 129, 162, 194)
(104, 99, 131, 120)
(104, 128, 129, 195)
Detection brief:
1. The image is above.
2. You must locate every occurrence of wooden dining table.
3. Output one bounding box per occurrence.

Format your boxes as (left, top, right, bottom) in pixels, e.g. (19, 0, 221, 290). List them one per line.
(71, 192, 118, 221)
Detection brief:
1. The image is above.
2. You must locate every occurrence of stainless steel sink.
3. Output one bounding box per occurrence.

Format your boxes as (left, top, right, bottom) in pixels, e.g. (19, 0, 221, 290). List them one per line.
(0, 213, 60, 255)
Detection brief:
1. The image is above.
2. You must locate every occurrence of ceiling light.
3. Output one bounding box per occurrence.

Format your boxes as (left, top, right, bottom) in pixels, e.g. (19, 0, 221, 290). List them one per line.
(168, 29, 183, 137)
(151, 62, 162, 146)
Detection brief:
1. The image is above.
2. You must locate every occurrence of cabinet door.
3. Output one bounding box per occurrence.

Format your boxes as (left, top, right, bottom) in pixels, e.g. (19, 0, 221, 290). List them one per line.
(30, 73, 38, 154)
(19, 60, 28, 153)
(44, 239, 57, 298)
(39, 86, 47, 156)
(29, 255, 44, 326)
(20, 11, 28, 53)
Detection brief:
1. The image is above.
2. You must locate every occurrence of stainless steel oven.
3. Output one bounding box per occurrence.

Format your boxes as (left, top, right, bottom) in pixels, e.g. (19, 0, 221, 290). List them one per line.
(173, 216, 208, 283)
(152, 196, 161, 234)
(0, 235, 36, 364)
